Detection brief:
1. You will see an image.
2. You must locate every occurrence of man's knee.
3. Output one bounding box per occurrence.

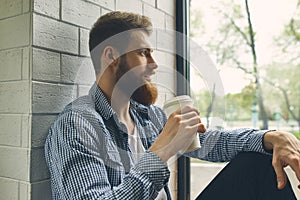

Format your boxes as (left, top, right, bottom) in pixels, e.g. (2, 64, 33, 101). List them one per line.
(231, 152, 272, 168)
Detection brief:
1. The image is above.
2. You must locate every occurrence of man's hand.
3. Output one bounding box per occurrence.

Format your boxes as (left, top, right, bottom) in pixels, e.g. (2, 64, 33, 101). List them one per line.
(264, 131, 300, 190)
(149, 106, 206, 163)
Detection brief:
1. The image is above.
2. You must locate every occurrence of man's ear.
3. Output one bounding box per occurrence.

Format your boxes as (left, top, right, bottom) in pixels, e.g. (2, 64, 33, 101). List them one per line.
(103, 46, 118, 63)
(100, 46, 120, 76)
(108, 49, 115, 60)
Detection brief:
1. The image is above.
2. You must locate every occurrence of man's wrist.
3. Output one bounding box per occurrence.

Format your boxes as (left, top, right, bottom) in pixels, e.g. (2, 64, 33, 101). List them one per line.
(263, 131, 277, 152)
(149, 147, 170, 163)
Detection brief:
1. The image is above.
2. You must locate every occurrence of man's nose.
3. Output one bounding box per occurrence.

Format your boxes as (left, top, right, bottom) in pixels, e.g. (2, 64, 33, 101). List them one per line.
(148, 56, 158, 69)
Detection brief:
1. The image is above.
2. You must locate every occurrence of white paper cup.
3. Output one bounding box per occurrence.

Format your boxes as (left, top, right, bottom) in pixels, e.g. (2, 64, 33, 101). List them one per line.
(163, 95, 201, 153)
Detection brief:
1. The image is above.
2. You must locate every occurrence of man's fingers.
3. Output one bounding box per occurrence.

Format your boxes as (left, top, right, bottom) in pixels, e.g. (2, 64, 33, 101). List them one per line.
(174, 105, 199, 115)
(180, 110, 199, 120)
(272, 159, 287, 190)
(180, 114, 206, 133)
(171, 106, 206, 133)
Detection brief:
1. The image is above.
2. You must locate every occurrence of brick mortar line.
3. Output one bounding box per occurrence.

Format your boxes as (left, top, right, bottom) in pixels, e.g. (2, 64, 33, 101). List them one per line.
(33, 11, 94, 30)
(32, 79, 80, 86)
(0, 11, 31, 21)
(0, 45, 31, 52)
(32, 45, 90, 58)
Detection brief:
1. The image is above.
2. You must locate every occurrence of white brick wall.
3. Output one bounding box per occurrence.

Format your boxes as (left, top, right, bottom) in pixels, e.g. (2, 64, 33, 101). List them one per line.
(0, 0, 30, 19)
(157, 0, 175, 16)
(143, 4, 165, 30)
(62, 0, 100, 28)
(0, 0, 32, 185)
(0, 81, 30, 113)
(141, 0, 156, 7)
(33, 14, 79, 54)
(0, 115, 22, 146)
(0, 0, 22, 19)
(32, 48, 60, 82)
(61, 54, 95, 85)
(33, 0, 60, 19)
(0, 0, 177, 199)
(0, 48, 30, 81)
(79, 28, 90, 56)
(116, 0, 143, 14)
(87, 0, 115, 11)
(166, 14, 175, 30)
(0, 13, 31, 49)
(0, 49, 22, 81)
(31, 115, 57, 147)
(32, 82, 77, 113)
(0, 147, 30, 181)
(0, 178, 19, 200)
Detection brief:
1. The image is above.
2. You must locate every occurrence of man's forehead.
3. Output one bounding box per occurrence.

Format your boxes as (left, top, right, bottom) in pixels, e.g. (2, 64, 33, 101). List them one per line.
(127, 30, 155, 51)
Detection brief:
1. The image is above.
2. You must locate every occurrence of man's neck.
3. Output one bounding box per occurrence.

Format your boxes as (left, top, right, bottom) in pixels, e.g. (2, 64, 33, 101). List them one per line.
(111, 88, 136, 135)
(97, 81, 135, 135)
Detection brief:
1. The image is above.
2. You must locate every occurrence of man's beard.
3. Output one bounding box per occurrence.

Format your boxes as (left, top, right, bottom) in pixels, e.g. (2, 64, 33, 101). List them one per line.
(116, 56, 158, 106)
(132, 81, 158, 106)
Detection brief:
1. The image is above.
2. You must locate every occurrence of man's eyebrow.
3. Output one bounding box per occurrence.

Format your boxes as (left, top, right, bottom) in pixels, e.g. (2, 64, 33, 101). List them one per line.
(136, 48, 154, 52)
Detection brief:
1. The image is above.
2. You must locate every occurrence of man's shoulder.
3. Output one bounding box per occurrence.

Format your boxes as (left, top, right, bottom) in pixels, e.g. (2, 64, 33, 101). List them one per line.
(47, 94, 110, 146)
(64, 95, 95, 113)
(55, 94, 104, 128)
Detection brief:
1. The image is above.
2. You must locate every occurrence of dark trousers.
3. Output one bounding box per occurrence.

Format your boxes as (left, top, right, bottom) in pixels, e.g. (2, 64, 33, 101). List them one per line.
(196, 152, 297, 200)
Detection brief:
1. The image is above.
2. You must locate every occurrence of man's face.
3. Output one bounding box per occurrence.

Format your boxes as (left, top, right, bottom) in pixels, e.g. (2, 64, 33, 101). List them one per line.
(115, 30, 158, 106)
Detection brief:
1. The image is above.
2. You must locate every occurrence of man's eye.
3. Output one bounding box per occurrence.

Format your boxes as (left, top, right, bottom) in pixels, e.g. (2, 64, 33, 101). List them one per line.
(138, 49, 148, 56)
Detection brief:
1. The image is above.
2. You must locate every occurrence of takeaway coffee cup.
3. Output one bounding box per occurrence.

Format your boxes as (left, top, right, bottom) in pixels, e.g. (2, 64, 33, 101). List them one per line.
(163, 95, 201, 153)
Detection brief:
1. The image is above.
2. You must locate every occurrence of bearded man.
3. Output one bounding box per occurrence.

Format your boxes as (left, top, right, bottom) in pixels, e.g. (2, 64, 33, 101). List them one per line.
(45, 11, 299, 200)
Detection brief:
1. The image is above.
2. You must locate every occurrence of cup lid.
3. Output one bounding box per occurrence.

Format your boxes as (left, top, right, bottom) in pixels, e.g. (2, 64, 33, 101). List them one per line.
(163, 95, 193, 109)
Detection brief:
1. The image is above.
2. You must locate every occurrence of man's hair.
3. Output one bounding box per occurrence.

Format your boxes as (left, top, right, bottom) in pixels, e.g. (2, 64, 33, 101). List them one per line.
(89, 11, 152, 75)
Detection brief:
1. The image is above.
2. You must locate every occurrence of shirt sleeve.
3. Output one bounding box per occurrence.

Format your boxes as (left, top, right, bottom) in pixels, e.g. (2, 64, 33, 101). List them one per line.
(45, 111, 170, 200)
(186, 128, 271, 162)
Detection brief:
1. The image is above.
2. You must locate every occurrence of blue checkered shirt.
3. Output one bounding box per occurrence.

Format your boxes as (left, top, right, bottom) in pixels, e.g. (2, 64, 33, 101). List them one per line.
(45, 83, 269, 199)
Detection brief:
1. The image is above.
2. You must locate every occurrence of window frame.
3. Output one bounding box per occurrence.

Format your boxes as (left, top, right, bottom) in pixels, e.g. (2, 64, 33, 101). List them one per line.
(176, 0, 191, 199)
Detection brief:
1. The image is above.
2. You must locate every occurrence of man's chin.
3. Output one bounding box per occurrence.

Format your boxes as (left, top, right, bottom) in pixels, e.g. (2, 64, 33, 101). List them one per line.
(131, 82, 158, 106)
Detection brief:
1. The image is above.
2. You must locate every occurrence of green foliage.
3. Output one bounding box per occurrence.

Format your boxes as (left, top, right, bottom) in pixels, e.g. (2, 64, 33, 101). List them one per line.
(191, 89, 226, 121)
(191, 90, 211, 117)
(262, 63, 300, 122)
(224, 83, 256, 120)
(293, 132, 300, 140)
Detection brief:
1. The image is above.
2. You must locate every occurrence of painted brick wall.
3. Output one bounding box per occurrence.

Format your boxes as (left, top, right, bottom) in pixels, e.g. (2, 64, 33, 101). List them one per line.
(0, 0, 177, 199)
(0, 0, 32, 199)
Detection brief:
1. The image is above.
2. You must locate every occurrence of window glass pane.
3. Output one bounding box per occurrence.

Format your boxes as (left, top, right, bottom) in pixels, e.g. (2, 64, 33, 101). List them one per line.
(189, 0, 300, 198)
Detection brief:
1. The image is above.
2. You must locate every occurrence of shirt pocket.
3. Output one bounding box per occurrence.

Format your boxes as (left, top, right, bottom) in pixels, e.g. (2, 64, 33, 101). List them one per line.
(104, 148, 126, 185)
(104, 142, 124, 171)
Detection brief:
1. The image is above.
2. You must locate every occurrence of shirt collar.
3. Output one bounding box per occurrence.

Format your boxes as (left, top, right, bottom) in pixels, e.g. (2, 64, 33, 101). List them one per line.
(89, 82, 150, 120)
(89, 82, 114, 120)
(129, 99, 149, 115)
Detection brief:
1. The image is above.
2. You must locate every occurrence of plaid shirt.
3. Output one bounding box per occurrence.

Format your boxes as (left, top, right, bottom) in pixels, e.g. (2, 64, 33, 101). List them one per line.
(45, 83, 269, 200)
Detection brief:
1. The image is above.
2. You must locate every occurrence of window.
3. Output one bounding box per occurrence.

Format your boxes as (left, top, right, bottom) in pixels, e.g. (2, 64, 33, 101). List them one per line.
(189, 0, 300, 198)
